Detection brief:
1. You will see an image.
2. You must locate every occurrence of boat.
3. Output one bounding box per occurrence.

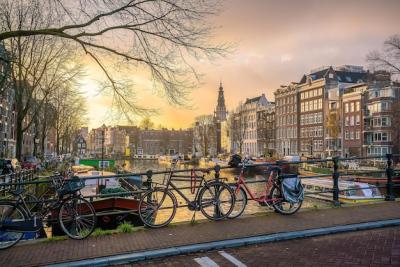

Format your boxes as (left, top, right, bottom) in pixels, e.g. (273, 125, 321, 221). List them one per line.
(54, 169, 143, 234)
(158, 155, 179, 164)
(71, 165, 94, 173)
(302, 178, 384, 203)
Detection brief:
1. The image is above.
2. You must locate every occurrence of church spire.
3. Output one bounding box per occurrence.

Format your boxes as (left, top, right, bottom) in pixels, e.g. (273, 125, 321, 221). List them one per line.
(215, 81, 227, 121)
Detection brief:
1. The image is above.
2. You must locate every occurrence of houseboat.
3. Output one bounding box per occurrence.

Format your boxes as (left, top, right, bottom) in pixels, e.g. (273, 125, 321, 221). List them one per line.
(302, 178, 384, 203)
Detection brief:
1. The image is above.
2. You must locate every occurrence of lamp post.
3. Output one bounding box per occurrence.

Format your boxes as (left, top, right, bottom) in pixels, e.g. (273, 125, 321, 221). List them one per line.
(101, 129, 105, 176)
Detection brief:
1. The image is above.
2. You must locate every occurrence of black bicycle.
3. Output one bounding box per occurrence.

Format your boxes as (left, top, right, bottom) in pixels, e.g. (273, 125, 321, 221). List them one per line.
(0, 175, 96, 249)
(138, 163, 236, 228)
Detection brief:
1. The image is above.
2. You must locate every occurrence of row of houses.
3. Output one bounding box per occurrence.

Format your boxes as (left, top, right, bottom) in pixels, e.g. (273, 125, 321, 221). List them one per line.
(34, 63, 400, 160)
(193, 65, 399, 160)
(76, 125, 193, 158)
(225, 65, 399, 159)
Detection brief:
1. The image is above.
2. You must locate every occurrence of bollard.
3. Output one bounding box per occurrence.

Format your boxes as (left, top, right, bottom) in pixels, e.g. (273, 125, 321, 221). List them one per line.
(385, 154, 395, 201)
(332, 157, 340, 206)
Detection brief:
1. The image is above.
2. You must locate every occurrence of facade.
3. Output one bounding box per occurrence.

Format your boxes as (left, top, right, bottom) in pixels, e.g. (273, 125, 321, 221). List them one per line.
(0, 45, 16, 158)
(274, 83, 299, 156)
(363, 85, 400, 157)
(87, 125, 107, 157)
(256, 104, 275, 156)
(231, 94, 272, 157)
(341, 84, 366, 157)
(139, 128, 192, 156)
(75, 135, 87, 157)
(298, 66, 368, 158)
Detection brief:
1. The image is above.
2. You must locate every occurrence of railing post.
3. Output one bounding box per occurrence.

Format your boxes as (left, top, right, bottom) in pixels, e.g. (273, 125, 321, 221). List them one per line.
(385, 154, 395, 201)
(214, 165, 222, 218)
(146, 169, 153, 196)
(332, 157, 340, 206)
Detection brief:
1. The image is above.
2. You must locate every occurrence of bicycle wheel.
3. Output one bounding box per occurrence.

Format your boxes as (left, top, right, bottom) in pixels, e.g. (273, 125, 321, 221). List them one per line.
(0, 201, 26, 250)
(138, 188, 177, 228)
(228, 186, 247, 219)
(269, 186, 302, 215)
(58, 197, 96, 239)
(198, 181, 235, 221)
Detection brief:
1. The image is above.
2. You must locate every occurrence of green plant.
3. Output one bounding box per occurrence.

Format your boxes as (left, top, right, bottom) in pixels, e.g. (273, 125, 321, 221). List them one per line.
(92, 228, 114, 237)
(117, 222, 134, 233)
(45, 235, 67, 242)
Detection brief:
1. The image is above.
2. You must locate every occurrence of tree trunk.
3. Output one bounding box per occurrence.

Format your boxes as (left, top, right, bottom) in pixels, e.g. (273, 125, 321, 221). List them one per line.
(15, 115, 24, 161)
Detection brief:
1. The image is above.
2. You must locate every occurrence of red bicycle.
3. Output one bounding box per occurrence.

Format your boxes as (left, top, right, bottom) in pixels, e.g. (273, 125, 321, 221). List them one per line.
(228, 158, 302, 219)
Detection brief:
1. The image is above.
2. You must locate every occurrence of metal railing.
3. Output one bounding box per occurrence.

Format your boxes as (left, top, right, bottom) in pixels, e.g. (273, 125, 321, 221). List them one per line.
(0, 154, 398, 214)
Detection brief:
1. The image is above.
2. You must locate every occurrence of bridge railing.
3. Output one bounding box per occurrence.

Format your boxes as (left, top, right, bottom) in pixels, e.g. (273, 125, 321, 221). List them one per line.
(0, 154, 398, 215)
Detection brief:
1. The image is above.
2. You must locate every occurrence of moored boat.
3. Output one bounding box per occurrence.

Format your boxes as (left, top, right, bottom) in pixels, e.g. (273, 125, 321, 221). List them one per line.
(302, 178, 384, 203)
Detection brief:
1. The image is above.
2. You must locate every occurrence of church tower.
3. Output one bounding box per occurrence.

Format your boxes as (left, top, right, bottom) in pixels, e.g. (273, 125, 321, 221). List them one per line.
(214, 82, 227, 121)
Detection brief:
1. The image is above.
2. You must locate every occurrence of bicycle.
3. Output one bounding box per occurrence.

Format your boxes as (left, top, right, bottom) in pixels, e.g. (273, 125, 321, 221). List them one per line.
(228, 158, 303, 219)
(0, 175, 96, 250)
(138, 162, 236, 228)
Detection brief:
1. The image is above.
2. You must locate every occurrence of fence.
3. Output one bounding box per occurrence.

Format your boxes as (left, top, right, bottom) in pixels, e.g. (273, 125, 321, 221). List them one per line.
(0, 154, 399, 220)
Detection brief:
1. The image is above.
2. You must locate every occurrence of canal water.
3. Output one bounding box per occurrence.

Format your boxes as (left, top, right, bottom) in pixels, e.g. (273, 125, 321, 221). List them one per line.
(118, 160, 330, 224)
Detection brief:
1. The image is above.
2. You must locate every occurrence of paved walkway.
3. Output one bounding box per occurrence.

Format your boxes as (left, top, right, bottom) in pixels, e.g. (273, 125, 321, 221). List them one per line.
(134, 226, 400, 266)
(0, 201, 399, 267)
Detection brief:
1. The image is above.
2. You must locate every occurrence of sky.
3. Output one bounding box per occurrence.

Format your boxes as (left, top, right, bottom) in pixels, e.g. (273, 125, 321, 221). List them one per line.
(82, 0, 400, 130)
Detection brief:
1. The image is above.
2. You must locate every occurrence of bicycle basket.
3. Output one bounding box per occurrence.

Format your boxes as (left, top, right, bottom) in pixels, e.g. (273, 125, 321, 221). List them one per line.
(57, 178, 85, 196)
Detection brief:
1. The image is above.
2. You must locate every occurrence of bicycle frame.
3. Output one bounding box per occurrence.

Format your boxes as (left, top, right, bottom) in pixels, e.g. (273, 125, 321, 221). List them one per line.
(234, 164, 281, 203)
(160, 169, 210, 209)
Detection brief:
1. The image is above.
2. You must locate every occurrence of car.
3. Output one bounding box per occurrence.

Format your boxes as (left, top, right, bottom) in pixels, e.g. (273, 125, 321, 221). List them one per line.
(21, 156, 41, 170)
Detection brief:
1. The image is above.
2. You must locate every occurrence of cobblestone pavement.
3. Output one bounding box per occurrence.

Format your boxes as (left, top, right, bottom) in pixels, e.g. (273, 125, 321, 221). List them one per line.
(132, 226, 400, 267)
(0, 201, 399, 266)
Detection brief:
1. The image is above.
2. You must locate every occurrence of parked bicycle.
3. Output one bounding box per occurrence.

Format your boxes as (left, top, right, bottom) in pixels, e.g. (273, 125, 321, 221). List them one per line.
(0, 175, 96, 249)
(138, 162, 236, 228)
(228, 157, 303, 219)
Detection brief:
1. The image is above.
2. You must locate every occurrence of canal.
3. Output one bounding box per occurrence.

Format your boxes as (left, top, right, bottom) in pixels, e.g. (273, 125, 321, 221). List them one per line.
(118, 160, 330, 224)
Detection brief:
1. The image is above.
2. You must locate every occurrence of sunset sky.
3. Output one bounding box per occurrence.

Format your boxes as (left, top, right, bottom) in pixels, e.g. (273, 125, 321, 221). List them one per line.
(82, 0, 400, 130)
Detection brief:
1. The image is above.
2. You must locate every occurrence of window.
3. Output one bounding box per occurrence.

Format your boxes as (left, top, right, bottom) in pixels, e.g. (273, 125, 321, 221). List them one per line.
(382, 117, 391, 127)
(350, 102, 354, 112)
(345, 103, 349, 113)
(350, 116, 354, 126)
(355, 101, 360, 111)
(345, 116, 349, 126)
(350, 131, 354, 140)
(305, 91, 308, 99)
(318, 99, 322, 109)
(356, 131, 360, 140)
(313, 100, 317, 110)
(356, 115, 360, 125)
(345, 131, 349, 140)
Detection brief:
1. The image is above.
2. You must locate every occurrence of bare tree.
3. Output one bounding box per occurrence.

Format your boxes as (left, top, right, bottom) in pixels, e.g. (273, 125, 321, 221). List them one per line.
(140, 116, 154, 129)
(367, 34, 400, 79)
(0, 0, 229, 115)
(5, 32, 82, 159)
(230, 104, 247, 154)
(52, 84, 87, 155)
(194, 114, 215, 156)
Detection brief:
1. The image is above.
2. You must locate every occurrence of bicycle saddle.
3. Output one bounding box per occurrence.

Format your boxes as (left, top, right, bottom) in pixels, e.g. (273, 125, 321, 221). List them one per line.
(9, 188, 25, 196)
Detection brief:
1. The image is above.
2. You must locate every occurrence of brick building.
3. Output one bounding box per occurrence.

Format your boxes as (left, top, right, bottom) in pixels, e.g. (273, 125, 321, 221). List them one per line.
(298, 65, 368, 158)
(274, 83, 299, 156)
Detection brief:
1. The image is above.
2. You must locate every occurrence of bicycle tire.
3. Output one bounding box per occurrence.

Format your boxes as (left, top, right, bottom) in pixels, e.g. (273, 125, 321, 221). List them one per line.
(138, 188, 177, 228)
(269, 186, 302, 215)
(58, 196, 97, 239)
(227, 186, 247, 219)
(0, 201, 27, 250)
(198, 181, 235, 221)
